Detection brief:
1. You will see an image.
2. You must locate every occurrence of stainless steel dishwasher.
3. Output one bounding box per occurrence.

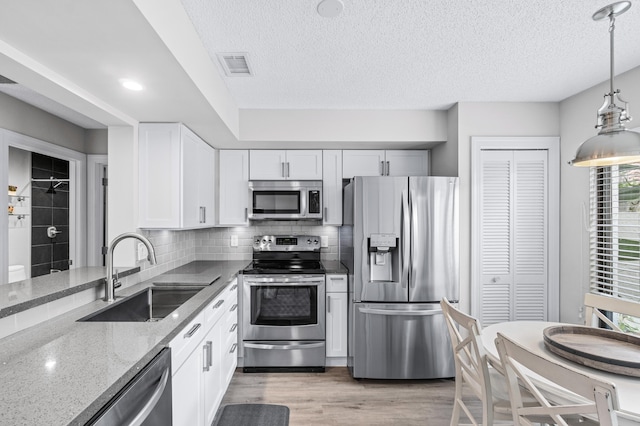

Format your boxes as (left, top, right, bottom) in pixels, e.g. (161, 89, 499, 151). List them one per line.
(87, 348, 172, 426)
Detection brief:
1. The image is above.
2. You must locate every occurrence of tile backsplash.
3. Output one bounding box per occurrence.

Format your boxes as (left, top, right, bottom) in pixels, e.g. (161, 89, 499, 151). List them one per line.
(136, 222, 339, 281)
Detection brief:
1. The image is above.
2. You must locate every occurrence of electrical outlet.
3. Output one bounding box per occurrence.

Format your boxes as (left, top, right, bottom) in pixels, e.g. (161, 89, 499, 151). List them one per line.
(230, 235, 239, 247)
(137, 242, 147, 261)
(320, 236, 329, 248)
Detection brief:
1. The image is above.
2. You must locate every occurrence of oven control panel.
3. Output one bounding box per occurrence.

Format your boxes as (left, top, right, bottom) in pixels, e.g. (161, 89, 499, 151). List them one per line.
(253, 235, 321, 251)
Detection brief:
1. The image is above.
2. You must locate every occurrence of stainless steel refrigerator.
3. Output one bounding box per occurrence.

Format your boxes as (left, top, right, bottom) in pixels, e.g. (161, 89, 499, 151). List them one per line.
(340, 176, 459, 379)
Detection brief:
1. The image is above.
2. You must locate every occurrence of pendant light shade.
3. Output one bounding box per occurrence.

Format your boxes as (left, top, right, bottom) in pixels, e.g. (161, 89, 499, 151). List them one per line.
(571, 1, 640, 167)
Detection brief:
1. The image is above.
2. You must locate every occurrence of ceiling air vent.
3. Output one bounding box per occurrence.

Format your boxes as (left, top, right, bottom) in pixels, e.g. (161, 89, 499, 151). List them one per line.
(217, 53, 253, 77)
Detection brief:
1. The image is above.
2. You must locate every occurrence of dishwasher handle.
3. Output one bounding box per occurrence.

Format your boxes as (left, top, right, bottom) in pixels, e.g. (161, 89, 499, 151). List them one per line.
(127, 367, 170, 426)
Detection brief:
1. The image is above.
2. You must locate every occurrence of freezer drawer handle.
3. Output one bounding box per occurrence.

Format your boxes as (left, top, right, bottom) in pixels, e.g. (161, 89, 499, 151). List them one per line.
(358, 307, 443, 316)
(128, 368, 170, 426)
(244, 342, 325, 350)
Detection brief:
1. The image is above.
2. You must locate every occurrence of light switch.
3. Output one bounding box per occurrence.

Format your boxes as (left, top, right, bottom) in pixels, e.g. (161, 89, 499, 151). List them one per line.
(320, 236, 329, 248)
(230, 235, 238, 247)
(137, 243, 147, 261)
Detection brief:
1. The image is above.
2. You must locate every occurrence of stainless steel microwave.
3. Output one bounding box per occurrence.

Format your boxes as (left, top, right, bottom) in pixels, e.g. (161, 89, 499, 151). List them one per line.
(248, 181, 322, 220)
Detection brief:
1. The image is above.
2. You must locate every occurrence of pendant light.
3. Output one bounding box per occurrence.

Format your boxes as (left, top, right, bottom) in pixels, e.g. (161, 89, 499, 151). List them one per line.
(571, 1, 640, 167)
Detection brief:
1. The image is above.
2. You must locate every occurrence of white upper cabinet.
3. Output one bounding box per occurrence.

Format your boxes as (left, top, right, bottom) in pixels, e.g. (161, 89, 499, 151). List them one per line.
(342, 150, 429, 178)
(249, 150, 322, 180)
(342, 150, 386, 178)
(322, 150, 343, 225)
(384, 150, 430, 176)
(218, 150, 249, 226)
(139, 123, 215, 229)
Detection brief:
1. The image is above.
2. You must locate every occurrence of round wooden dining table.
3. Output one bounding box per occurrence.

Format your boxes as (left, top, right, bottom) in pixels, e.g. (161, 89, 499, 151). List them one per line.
(481, 321, 640, 424)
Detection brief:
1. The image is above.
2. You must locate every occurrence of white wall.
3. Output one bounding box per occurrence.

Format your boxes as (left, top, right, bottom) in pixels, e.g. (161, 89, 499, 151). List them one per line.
(7, 147, 31, 278)
(239, 109, 447, 147)
(559, 65, 640, 323)
(431, 104, 459, 176)
(107, 126, 138, 267)
(456, 102, 561, 314)
(0, 92, 86, 152)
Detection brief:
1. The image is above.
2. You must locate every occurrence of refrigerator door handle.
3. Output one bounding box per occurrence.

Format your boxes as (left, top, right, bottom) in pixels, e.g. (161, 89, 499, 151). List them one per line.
(409, 186, 417, 289)
(401, 190, 410, 288)
(358, 306, 443, 316)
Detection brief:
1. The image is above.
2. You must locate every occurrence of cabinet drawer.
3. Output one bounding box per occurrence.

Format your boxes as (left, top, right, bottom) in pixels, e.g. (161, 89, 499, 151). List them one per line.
(204, 281, 238, 329)
(169, 311, 205, 372)
(326, 274, 347, 292)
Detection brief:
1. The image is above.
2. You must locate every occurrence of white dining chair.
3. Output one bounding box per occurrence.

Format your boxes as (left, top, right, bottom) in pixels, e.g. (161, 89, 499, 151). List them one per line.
(584, 292, 640, 333)
(495, 332, 619, 426)
(441, 297, 513, 425)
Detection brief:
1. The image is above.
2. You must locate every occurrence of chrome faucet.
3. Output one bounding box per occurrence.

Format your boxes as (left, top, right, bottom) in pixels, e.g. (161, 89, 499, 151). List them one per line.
(105, 232, 157, 302)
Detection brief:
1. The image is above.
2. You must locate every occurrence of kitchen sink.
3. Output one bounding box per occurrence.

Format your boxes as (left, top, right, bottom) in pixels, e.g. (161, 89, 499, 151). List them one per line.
(79, 286, 204, 322)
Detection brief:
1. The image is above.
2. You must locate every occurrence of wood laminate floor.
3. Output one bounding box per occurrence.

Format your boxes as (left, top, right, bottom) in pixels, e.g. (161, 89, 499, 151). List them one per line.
(220, 367, 482, 425)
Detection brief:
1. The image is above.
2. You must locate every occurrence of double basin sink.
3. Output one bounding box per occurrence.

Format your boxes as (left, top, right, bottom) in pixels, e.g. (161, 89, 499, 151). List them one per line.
(79, 284, 207, 322)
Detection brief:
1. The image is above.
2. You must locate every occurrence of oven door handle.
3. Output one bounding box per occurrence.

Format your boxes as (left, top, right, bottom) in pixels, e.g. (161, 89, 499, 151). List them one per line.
(244, 342, 325, 350)
(243, 277, 325, 285)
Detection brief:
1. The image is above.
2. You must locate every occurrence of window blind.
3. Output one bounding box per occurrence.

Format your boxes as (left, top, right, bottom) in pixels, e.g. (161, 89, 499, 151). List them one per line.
(590, 164, 640, 302)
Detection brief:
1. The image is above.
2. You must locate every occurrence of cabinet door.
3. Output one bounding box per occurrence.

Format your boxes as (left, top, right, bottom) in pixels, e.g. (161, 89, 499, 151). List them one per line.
(342, 150, 385, 178)
(286, 150, 323, 180)
(249, 150, 286, 180)
(219, 150, 249, 225)
(182, 129, 201, 228)
(198, 141, 216, 227)
(172, 344, 205, 426)
(385, 150, 429, 176)
(326, 292, 348, 358)
(203, 323, 223, 426)
(322, 150, 343, 225)
(138, 123, 181, 228)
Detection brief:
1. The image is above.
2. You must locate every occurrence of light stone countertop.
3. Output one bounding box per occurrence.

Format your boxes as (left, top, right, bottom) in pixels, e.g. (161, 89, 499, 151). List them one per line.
(0, 260, 248, 426)
(0, 266, 139, 318)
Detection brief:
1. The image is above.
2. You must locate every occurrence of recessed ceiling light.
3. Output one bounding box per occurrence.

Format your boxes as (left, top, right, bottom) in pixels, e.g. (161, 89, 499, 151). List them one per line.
(119, 78, 144, 91)
(317, 0, 343, 18)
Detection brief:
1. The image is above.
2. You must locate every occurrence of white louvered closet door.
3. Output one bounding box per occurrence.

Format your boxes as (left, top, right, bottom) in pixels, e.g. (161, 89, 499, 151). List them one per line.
(478, 149, 549, 326)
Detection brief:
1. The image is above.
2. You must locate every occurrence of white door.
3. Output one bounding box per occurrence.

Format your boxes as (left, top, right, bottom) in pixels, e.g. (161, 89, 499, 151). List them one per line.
(218, 150, 249, 225)
(342, 150, 385, 178)
(286, 150, 323, 180)
(472, 137, 559, 325)
(385, 150, 430, 176)
(322, 150, 342, 225)
(249, 150, 286, 180)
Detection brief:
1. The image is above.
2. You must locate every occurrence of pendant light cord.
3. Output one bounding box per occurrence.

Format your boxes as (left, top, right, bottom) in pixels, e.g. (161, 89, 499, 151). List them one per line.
(609, 13, 616, 98)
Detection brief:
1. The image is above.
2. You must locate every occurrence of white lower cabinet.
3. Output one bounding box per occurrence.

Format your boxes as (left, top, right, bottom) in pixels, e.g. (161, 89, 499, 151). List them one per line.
(170, 279, 238, 426)
(326, 274, 348, 362)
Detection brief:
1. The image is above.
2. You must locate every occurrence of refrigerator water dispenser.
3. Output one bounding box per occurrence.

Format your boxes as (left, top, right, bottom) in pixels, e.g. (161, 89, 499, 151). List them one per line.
(368, 234, 398, 282)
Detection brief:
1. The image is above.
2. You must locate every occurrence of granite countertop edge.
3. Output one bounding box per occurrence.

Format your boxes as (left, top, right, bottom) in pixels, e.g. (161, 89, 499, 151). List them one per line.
(0, 260, 248, 426)
(0, 267, 140, 319)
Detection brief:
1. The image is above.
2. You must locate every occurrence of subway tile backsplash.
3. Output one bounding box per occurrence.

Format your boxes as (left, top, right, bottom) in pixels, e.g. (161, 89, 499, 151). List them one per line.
(136, 222, 340, 280)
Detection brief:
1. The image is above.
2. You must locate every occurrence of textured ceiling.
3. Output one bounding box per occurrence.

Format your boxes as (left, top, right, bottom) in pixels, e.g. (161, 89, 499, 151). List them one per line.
(180, 0, 640, 109)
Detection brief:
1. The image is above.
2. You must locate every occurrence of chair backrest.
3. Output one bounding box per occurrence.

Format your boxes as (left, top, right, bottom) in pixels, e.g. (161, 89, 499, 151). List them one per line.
(440, 298, 493, 402)
(584, 292, 640, 332)
(495, 332, 619, 426)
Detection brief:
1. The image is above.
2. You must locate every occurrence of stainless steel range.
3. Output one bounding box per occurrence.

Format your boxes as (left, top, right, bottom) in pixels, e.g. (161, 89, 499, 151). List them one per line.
(239, 235, 326, 372)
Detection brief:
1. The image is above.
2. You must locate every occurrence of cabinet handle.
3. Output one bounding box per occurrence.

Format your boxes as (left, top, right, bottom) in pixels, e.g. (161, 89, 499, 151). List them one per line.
(244, 207, 248, 222)
(203, 341, 212, 371)
(330, 276, 345, 281)
(184, 323, 201, 338)
(203, 206, 206, 223)
(230, 284, 238, 291)
(380, 161, 384, 176)
(286, 162, 290, 178)
(230, 343, 237, 354)
(281, 162, 285, 178)
(230, 323, 238, 332)
(386, 161, 390, 176)
(213, 299, 225, 309)
(324, 207, 328, 221)
(327, 295, 331, 313)
(230, 303, 238, 312)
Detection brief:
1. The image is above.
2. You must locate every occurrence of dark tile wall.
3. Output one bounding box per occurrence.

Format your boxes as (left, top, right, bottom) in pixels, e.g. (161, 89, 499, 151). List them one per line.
(31, 153, 70, 278)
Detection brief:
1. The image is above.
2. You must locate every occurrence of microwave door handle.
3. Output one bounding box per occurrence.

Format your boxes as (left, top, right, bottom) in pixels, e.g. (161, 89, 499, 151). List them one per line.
(301, 189, 307, 216)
